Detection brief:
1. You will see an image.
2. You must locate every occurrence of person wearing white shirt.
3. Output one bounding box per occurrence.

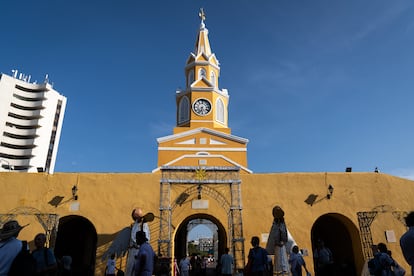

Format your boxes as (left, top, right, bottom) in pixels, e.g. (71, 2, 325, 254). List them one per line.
(126, 208, 151, 276)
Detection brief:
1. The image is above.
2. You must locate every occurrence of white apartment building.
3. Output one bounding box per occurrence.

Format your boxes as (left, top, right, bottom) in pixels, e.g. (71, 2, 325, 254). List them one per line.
(0, 70, 66, 173)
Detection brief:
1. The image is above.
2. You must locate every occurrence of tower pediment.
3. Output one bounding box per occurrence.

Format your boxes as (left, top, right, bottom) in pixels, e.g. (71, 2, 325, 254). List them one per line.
(191, 77, 213, 88)
(155, 128, 250, 173)
(157, 128, 248, 145)
(196, 53, 209, 62)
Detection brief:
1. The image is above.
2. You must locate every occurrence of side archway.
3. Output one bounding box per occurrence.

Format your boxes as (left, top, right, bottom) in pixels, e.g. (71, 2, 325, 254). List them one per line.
(311, 213, 363, 276)
(54, 215, 97, 276)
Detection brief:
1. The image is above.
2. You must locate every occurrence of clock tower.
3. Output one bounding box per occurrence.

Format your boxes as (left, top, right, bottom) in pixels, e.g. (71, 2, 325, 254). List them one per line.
(174, 8, 230, 134)
(154, 9, 250, 173)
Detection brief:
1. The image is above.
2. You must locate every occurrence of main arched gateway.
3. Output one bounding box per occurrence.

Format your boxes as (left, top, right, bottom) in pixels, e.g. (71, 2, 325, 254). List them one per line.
(158, 166, 246, 271)
(174, 214, 227, 261)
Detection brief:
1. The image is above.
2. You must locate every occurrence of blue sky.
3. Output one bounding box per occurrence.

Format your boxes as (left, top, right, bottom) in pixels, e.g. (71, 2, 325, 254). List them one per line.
(1, 1, 414, 179)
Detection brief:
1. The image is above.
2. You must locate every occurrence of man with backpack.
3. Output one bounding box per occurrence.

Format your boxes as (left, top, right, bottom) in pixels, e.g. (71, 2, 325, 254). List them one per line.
(31, 233, 58, 276)
(247, 236, 270, 276)
(0, 220, 32, 276)
(368, 243, 396, 276)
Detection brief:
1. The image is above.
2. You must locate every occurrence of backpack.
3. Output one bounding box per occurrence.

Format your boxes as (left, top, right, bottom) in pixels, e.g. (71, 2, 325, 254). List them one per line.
(31, 247, 58, 276)
(368, 254, 382, 276)
(8, 240, 36, 276)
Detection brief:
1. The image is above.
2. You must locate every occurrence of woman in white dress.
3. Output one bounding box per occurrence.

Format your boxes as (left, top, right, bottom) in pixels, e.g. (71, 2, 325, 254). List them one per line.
(266, 206, 290, 275)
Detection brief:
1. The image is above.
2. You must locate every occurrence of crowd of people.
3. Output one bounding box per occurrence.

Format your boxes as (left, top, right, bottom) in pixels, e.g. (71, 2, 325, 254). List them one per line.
(1, 208, 414, 276)
(0, 220, 72, 276)
(177, 253, 210, 276)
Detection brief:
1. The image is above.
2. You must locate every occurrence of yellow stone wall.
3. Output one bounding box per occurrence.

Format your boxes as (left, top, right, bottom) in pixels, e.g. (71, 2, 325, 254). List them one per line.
(1, 171, 413, 275)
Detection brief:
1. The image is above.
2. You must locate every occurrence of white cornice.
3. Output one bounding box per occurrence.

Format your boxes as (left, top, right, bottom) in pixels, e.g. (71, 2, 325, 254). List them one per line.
(158, 147, 247, 152)
(152, 153, 252, 173)
(175, 88, 229, 98)
(189, 120, 215, 123)
(157, 127, 249, 144)
(185, 60, 220, 71)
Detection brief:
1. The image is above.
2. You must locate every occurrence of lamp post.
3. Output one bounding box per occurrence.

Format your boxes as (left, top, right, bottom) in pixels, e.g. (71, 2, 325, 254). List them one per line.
(327, 184, 334, 199)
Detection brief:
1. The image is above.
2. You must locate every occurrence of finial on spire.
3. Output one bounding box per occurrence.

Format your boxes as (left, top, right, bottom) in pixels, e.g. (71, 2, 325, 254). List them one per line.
(199, 8, 206, 22)
(199, 8, 206, 28)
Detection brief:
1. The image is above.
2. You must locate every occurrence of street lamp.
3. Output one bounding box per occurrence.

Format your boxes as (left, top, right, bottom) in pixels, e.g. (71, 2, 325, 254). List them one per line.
(327, 184, 334, 199)
(71, 185, 78, 200)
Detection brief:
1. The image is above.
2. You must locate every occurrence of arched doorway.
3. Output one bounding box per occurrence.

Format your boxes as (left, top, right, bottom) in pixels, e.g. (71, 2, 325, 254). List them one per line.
(54, 215, 97, 276)
(311, 213, 363, 276)
(159, 166, 245, 271)
(174, 213, 227, 261)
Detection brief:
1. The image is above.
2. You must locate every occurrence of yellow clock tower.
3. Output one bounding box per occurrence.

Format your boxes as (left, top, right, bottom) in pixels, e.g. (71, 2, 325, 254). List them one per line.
(154, 9, 250, 173)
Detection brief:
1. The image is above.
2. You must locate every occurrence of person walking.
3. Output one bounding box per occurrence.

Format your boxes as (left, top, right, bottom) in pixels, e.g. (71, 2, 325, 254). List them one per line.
(313, 240, 333, 276)
(220, 248, 234, 276)
(105, 253, 118, 276)
(369, 243, 396, 276)
(400, 211, 414, 276)
(247, 236, 269, 276)
(288, 245, 309, 276)
(134, 231, 155, 276)
(173, 258, 180, 276)
(31, 233, 58, 276)
(0, 220, 28, 275)
(179, 256, 190, 276)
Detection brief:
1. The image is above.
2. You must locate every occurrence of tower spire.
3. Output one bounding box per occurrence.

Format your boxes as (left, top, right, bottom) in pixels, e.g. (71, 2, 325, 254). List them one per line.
(194, 8, 211, 56)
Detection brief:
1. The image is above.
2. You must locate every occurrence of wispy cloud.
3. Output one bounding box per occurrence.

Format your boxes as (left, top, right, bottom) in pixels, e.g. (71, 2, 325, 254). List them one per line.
(390, 168, 414, 181)
(349, 2, 412, 44)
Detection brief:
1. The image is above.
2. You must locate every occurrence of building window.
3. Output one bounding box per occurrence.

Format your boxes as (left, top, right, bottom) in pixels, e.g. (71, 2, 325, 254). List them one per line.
(216, 98, 225, 123)
(188, 70, 194, 87)
(178, 96, 190, 124)
(210, 71, 216, 87)
(198, 68, 206, 79)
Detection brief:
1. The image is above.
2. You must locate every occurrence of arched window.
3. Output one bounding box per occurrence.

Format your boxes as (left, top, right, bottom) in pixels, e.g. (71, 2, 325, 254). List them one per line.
(178, 96, 190, 124)
(187, 71, 194, 87)
(216, 98, 225, 123)
(210, 71, 216, 87)
(198, 68, 207, 79)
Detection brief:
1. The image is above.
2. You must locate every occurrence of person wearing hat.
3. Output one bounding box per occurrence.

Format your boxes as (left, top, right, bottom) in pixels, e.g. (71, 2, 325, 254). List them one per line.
(133, 231, 155, 276)
(265, 206, 291, 276)
(0, 220, 27, 275)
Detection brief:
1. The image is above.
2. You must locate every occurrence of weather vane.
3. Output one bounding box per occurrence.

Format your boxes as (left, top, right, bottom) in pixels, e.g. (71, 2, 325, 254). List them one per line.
(199, 8, 206, 22)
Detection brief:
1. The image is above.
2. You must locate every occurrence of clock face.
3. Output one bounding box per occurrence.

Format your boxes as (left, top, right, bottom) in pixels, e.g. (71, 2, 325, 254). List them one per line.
(193, 99, 212, 116)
